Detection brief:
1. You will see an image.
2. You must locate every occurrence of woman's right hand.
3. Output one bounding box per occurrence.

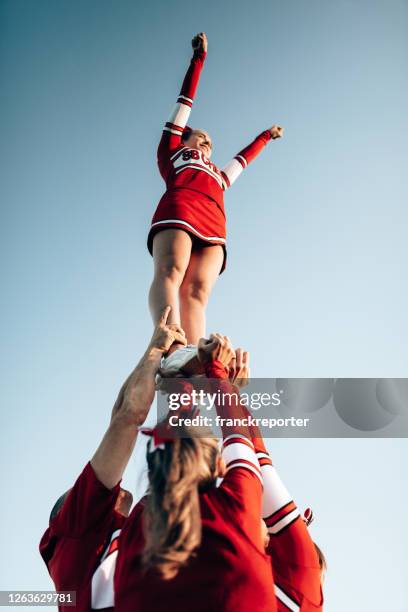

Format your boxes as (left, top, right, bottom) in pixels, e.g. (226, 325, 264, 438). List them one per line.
(192, 32, 208, 53)
(270, 125, 284, 139)
(148, 306, 186, 354)
(198, 333, 235, 368)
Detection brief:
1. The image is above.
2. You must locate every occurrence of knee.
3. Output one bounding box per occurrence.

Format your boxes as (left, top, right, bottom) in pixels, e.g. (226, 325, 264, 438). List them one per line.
(154, 258, 186, 286)
(180, 279, 211, 306)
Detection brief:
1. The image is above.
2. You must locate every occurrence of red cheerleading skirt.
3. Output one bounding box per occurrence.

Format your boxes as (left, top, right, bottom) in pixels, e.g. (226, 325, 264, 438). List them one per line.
(147, 188, 227, 273)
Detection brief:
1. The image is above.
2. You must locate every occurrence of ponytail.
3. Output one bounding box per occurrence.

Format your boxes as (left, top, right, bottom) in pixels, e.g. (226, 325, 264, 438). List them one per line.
(142, 429, 218, 580)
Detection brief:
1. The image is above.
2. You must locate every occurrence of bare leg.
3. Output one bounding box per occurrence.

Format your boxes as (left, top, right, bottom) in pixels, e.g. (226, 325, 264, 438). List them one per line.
(179, 245, 224, 344)
(149, 230, 193, 333)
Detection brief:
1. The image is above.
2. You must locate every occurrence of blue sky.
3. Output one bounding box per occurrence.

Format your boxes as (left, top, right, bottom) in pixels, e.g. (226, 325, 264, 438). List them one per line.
(1, 1, 408, 610)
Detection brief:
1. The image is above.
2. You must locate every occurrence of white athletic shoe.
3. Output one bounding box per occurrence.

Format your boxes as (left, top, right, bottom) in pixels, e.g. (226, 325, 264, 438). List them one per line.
(160, 345, 199, 377)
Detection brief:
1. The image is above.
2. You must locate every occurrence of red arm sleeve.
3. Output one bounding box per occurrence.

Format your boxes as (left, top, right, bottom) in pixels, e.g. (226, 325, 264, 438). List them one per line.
(205, 360, 263, 505)
(157, 50, 206, 164)
(221, 130, 272, 188)
(245, 409, 318, 569)
(48, 462, 121, 538)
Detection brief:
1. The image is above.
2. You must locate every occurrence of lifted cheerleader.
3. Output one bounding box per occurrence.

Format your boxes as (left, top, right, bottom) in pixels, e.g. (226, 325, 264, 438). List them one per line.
(148, 32, 283, 370)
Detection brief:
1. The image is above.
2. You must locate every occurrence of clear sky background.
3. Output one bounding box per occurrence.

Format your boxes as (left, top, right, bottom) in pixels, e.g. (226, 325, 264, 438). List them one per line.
(1, 0, 408, 610)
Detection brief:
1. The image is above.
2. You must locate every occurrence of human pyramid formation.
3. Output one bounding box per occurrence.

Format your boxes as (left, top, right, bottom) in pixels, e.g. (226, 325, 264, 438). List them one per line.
(40, 33, 325, 612)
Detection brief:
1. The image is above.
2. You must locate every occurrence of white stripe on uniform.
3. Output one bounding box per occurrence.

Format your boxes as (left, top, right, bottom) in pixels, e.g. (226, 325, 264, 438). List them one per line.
(225, 462, 263, 484)
(268, 508, 300, 534)
(223, 441, 260, 469)
(178, 94, 193, 104)
(170, 146, 187, 161)
(175, 164, 224, 188)
(221, 158, 244, 186)
(236, 154, 248, 167)
(163, 127, 183, 136)
(261, 464, 293, 519)
(167, 102, 191, 129)
(275, 585, 300, 612)
(150, 219, 226, 243)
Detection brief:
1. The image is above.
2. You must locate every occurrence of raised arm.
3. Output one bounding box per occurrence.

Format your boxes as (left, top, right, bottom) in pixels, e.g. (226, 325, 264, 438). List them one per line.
(199, 335, 263, 494)
(158, 33, 207, 160)
(230, 350, 320, 571)
(91, 307, 186, 489)
(221, 125, 284, 189)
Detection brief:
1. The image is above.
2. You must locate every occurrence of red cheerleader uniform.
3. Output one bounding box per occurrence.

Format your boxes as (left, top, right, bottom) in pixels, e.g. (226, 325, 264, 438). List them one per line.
(253, 436, 324, 611)
(39, 462, 125, 612)
(113, 361, 277, 612)
(148, 49, 274, 272)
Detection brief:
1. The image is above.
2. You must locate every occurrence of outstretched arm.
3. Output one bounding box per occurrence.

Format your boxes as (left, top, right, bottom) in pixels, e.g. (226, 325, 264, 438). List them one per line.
(158, 33, 207, 159)
(91, 307, 186, 489)
(230, 350, 319, 573)
(230, 349, 299, 534)
(221, 125, 284, 189)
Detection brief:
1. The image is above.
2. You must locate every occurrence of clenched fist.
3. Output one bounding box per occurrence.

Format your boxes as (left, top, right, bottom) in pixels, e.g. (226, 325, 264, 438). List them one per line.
(269, 125, 284, 140)
(192, 32, 208, 54)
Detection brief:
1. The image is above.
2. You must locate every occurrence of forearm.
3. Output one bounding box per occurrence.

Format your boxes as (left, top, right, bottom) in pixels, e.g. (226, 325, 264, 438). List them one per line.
(206, 370, 299, 533)
(162, 50, 206, 143)
(93, 349, 162, 489)
(221, 129, 272, 188)
(204, 361, 252, 440)
(91, 417, 138, 490)
(110, 348, 161, 422)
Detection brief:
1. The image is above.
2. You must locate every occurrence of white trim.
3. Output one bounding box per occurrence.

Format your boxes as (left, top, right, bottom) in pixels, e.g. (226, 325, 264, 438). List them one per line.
(168, 102, 191, 128)
(151, 219, 226, 243)
(175, 164, 224, 188)
(223, 433, 254, 448)
(99, 528, 121, 563)
(256, 452, 271, 461)
(236, 154, 248, 167)
(163, 127, 183, 136)
(221, 158, 244, 186)
(222, 441, 260, 469)
(91, 550, 118, 609)
(178, 94, 194, 104)
(268, 508, 300, 534)
(261, 464, 293, 519)
(275, 585, 300, 612)
(225, 462, 263, 484)
(170, 146, 187, 161)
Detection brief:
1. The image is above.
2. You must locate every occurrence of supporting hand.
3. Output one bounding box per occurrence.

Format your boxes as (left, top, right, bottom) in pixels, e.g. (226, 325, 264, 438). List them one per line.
(148, 306, 186, 355)
(229, 347, 250, 388)
(198, 333, 235, 368)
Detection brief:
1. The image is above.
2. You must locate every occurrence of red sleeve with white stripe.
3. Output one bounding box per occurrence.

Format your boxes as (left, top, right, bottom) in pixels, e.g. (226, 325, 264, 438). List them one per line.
(258, 446, 319, 567)
(158, 50, 206, 158)
(221, 129, 272, 188)
(204, 361, 263, 504)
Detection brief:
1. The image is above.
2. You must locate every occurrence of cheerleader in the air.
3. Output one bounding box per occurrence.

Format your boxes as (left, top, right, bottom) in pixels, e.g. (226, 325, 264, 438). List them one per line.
(148, 32, 284, 374)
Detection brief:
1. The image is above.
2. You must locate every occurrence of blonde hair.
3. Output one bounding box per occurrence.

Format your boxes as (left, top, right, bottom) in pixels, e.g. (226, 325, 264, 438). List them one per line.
(142, 426, 219, 580)
(314, 542, 327, 577)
